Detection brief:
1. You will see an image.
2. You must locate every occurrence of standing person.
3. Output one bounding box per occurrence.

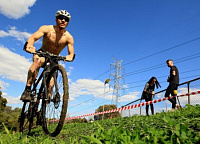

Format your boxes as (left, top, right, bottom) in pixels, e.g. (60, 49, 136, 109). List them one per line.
(142, 77, 161, 116)
(20, 10, 75, 102)
(165, 59, 179, 111)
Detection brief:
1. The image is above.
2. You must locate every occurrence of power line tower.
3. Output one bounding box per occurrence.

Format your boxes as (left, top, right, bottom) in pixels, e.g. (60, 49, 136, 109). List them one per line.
(110, 56, 125, 108)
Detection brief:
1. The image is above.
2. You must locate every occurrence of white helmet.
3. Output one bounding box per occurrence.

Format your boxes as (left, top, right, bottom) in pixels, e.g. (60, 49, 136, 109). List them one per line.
(55, 10, 71, 21)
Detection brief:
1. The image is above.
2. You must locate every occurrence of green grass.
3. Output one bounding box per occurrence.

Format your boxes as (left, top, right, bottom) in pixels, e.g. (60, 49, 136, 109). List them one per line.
(0, 104, 200, 144)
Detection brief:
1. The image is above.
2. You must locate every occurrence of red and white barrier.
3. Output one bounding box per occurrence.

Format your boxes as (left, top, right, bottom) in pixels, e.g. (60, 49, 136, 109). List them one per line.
(63, 91, 200, 121)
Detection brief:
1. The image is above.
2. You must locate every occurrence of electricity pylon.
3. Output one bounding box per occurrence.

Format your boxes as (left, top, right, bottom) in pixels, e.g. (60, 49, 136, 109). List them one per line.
(110, 56, 125, 108)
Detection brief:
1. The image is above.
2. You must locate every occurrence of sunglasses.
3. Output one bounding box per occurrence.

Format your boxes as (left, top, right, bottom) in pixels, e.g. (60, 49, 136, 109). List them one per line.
(56, 15, 69, 22)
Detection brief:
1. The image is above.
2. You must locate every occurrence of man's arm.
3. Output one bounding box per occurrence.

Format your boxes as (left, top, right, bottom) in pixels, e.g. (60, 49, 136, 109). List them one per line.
(25, 25, 47, 53)
(171, 67, 176, 78)
(172, 70, 176, 76)
(65, 34, 75, 61)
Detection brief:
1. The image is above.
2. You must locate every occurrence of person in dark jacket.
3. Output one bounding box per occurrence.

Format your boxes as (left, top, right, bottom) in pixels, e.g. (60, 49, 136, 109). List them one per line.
(165, 59, 179, 111)
(142, 77, 161, 116)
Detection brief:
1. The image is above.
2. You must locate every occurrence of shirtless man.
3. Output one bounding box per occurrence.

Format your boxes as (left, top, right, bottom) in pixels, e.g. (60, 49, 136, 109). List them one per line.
(20, 10, 75, 102)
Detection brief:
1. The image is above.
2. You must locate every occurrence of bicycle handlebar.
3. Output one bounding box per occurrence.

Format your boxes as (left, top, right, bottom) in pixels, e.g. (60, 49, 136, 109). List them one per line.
(31, 50, 75, 62)
(32, 51, 66, 61)
(23, 42, 75, 62)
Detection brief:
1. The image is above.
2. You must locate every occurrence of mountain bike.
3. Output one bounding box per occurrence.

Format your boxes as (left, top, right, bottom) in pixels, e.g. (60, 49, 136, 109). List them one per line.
(18, 50, 74, 137)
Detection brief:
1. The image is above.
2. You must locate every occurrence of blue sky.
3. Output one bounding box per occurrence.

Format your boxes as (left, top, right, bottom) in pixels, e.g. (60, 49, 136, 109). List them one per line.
(0, 0, 200, 117)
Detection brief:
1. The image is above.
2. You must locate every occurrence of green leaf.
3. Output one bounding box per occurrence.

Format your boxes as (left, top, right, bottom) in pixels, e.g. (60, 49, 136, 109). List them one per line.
(175, 124, 180, 136)
(2, 123, 10, 135)
(163, 116, 170, 123)
(180, 131, 187, 139)
(94, 122, 104, 131)
(169, 119, 176, 127)
(79, 135, 102, 144)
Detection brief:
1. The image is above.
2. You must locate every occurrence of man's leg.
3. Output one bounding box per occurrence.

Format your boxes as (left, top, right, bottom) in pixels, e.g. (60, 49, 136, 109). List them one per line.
(47, 77, 55, 103)
(172, 85, 179, 109)
(171, 91, 177, 110)
(164, 84, 176, 111)
(171, 97, 176, 111)
(165, 84, 178, 111)
(20, 55, 45, 101)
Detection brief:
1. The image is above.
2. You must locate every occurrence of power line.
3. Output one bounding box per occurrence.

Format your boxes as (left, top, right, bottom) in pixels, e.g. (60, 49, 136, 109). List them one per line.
(123, 53, 200, 77)
(114, 12, 200, 62)
(122, 37, 200, 66)
(124, 75, 200, 90)
(126, 68, 200, 85)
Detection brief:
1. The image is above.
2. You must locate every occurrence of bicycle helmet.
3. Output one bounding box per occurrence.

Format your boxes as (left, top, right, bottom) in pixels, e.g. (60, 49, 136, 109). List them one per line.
(55, 10, 71, 21)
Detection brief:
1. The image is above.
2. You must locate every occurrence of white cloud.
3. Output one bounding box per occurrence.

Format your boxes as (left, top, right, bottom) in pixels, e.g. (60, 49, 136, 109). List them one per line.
(0, 30, 9, 37)
(67, 66, 73, 76)
(0, 0, 37, 19)
(177, 87, 200, 105)
(69, 79, 106, 100)
(0, 46, 32, 83)
(0, 26, 32, 43)
(2, 93, 21, 104)
(0, 80, 9, 90)
(68, 78, 142, 105)
(118, 92, 141, 102)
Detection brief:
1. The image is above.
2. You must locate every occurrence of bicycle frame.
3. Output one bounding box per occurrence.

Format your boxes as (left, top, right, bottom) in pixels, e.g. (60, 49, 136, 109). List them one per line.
(32, 52, 63, 102)
(31, 64, 60, 118)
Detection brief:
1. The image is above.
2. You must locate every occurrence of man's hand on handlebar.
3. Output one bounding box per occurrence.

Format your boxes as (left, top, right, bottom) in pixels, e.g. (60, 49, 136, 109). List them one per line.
(25, 46, 36, 53)
(65, 54, 75, 62)
(23, 42, 36, 53)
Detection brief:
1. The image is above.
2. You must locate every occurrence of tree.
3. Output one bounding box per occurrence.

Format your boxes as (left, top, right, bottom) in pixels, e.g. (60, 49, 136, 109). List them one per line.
(0, 106, 21, 132)
(97, 104, 121, 120)
(0, 90, 7, 111)
(0, 88, 21, 132)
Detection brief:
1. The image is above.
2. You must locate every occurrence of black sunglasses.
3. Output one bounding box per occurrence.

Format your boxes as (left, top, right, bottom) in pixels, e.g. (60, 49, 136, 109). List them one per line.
(56, 15, 69, 22)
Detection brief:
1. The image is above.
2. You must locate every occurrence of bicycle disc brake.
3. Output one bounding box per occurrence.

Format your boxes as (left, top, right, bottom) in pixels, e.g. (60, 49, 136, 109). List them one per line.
(52, 93, 60, 109)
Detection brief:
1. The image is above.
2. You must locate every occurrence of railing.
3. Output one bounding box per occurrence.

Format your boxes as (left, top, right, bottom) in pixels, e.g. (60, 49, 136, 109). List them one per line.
(122, 77, 200, 116)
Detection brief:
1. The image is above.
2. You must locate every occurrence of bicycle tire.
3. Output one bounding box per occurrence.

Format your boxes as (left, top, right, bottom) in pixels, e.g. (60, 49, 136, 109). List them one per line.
(41, 65, 69, 137)
(19, 102, 33, 135)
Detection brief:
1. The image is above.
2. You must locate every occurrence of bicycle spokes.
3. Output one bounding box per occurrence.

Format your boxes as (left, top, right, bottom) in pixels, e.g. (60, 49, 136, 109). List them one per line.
(42, 65, 69, 137)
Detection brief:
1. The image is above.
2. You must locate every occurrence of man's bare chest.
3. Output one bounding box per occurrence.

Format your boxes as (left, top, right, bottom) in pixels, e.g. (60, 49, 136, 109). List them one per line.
(48, 32, 67, 44)
(42, 33, 68, 54)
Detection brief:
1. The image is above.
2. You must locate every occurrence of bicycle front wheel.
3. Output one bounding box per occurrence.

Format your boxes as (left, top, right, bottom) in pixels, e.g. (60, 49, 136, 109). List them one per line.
(19, 102, 33, 135)
(42, 65, 69, 137)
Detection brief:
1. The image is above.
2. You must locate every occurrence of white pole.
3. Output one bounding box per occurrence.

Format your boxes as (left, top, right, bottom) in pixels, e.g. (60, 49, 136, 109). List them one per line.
(102, 84, 105, 120)
(102, 78, 111, 120)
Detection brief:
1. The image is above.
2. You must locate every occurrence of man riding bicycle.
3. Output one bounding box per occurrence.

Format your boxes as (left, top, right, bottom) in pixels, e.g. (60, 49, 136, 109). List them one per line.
(20, 10, 75, 102)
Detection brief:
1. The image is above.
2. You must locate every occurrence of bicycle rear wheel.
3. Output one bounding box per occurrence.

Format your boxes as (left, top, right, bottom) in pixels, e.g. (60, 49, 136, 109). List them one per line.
(19, 102, 33, 135)
(42, 65, 69, 137)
